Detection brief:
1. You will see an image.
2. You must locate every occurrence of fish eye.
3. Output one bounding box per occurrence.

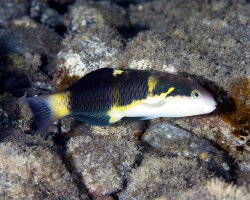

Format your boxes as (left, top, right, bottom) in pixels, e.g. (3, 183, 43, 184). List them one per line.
(191, 90, 201, 99)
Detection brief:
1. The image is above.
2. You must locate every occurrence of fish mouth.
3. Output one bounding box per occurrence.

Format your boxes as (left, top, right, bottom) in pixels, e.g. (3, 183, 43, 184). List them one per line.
(211, 105, 217, 112)
(205, 103, 217, 113)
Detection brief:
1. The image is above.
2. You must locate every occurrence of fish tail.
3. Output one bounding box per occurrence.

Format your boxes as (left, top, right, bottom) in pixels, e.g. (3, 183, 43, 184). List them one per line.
(23, 92, 71, 132)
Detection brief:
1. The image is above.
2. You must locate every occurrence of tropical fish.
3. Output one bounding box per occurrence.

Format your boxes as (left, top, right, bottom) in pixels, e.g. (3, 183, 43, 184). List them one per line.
(23, 68, 217, 132)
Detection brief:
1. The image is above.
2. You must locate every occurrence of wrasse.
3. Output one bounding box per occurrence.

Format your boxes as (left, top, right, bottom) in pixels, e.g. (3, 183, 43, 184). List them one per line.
(24, 68, 217, 132)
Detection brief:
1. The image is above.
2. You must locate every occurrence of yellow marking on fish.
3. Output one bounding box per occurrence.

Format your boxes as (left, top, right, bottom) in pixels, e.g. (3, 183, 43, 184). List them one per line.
(108, 100, 142, 123)
(113, 69, 124, 77)
(148, 76, 158, 94)
(108, 87, 174, 123)
(162, 87, 175, 97)
(147, 86, 175, 99)
(49, 91, 71, 119)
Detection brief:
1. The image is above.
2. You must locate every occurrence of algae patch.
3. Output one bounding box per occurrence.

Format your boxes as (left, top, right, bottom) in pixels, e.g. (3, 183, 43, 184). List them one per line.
(57, 74, 80, 91)
(221, 77, 249, 149)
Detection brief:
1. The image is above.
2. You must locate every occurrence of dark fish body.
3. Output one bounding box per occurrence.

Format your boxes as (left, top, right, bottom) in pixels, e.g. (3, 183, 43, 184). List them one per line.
(23, 68, 217, 132)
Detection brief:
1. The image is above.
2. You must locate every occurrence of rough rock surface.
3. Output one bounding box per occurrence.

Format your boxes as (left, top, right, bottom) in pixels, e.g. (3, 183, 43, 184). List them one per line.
(0, 0, 249, 199)
(55, 26, 123, 85)
(67, 135, 139, 197)
(0, 142, 82, 200)
(66, 0, 127, 33)
(128, 0, 235, 31)
(0, 20, 61, 95)
(143, 122, 233, 180)
(119, 154, 215, 200)
(178, 178, 250, 200)
(118, 1, 250, 161)
(0, 0, 29, 27)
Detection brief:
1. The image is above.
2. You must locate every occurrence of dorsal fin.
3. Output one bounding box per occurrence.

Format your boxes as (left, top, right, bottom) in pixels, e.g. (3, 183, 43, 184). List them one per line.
(67, 68, 115, 91)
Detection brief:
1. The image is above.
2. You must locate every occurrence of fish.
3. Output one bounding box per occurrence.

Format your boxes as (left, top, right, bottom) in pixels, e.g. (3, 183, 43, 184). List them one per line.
(23, 68, 217, 132)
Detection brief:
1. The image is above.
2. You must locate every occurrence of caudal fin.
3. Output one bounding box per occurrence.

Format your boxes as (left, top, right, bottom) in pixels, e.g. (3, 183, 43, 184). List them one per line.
(23, 92, 71, 133)
(24, 96, 54, 133)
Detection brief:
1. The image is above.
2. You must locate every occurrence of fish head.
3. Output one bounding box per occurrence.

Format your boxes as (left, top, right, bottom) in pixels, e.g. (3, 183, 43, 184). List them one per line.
(162, 77, 217, 117)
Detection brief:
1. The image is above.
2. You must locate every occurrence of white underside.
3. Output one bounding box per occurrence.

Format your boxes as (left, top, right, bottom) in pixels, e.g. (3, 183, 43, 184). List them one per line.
(122, 96, 216, 119)
(123, 102, 180, 118)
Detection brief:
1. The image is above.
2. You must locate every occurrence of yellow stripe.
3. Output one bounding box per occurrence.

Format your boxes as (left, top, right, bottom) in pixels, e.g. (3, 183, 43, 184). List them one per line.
(113, 69, 124, 77)
(163, 87, 175, 97)
(49, 92, 71, 119)
(107, 87, 175, 123)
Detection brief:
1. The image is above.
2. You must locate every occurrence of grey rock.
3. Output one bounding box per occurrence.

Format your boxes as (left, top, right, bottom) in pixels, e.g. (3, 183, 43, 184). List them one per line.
(30, 0, 65, 29)
(0, 20, 61, 94)
(55, 26, 123, 84)
(143, 122, 219, 157)
(89, 120, 145, 138)
(0, 0, 29, 27)
(119, 154, 216, 200)
(143, 122, 233, 181)
(66, 0, 127, 33)
(67, 134, 139, 197)
(0, 142, 83, 200)
(129, 0, 234, 31)
(143, 122, 192, 156)
(177, 178, 250, 200)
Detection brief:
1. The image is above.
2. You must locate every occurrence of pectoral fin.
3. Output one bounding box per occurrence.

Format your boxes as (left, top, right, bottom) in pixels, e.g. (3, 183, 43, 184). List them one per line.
(142, 97, 166, 108)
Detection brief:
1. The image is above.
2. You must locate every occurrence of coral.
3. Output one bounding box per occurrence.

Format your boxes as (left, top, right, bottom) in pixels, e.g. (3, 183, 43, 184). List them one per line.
(0, 142, 83, 200)
(178, 178, 250, 200)
(119, 155, 214, 200)
(67, 135, 139, 197)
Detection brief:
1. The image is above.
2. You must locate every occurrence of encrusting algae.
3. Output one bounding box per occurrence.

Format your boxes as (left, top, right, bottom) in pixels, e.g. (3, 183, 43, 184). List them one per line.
(57, 74, 80, 91)
(221, 77, 250, 151)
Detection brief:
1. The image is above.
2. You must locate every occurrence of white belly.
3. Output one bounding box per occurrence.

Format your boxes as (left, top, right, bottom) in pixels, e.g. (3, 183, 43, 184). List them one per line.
(122, 96, 196, 118)
(123, 103, 179, 118)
